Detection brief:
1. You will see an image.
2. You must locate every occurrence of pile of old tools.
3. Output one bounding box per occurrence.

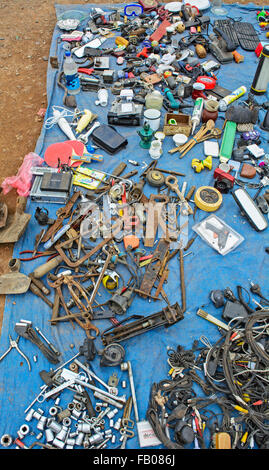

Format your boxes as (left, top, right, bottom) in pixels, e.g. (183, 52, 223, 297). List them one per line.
(6, 156, 194, 342)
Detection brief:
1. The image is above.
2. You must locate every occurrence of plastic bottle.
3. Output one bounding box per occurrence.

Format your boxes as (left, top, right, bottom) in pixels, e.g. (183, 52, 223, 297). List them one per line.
(63, 51, 80, 95)
(218, 85, 247, 112)
(145, 90, 163, 110)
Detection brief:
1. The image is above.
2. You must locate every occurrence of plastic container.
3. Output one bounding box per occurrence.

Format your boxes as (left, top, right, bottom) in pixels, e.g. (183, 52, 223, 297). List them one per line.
(193, 215, 244, 255)
(144, 108, 161, 131)
(63, 51, 80, 95)
(145, 91, 163, 110)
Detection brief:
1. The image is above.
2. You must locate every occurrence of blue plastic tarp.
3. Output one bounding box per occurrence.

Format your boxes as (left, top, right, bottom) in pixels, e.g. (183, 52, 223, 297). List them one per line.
(0, 2, 268, 450)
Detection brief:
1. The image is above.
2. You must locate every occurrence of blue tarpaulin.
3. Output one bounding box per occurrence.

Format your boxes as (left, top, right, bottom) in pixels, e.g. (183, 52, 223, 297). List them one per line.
(0, 2, 268, 450)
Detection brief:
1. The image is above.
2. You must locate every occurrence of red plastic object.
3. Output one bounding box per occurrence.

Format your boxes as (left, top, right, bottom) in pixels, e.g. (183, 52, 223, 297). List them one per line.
(150, 19, 171, 42)
(192, 89, 207, 100)
(77, 67, 94, 75)
(213, 168, 235, 186)
(196, 76, 216, 89)
(255, 42, 263, 57)
(136, 47, 149, 58)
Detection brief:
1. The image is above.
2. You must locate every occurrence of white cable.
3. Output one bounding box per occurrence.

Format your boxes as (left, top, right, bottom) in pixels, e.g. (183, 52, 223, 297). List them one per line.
(44, 105, 76, 129)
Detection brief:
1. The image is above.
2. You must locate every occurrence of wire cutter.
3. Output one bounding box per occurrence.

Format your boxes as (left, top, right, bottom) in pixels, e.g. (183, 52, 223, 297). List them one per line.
(0, 335, 31, 371)
(19, 250, 57, 261)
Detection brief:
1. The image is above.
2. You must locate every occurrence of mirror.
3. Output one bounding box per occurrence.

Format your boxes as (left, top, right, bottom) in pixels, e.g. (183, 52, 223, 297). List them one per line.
(232, 188, 268, 232)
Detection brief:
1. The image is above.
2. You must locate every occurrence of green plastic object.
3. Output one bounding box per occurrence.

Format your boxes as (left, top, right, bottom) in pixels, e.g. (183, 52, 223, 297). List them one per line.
(219, 121, 237, 163)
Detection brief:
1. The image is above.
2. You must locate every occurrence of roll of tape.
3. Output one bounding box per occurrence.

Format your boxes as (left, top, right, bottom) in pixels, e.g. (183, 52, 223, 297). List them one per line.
(194, 186, 222, 212)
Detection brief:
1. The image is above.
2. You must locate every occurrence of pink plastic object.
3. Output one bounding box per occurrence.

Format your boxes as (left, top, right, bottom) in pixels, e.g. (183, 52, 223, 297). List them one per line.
(1, 152, 44, 197)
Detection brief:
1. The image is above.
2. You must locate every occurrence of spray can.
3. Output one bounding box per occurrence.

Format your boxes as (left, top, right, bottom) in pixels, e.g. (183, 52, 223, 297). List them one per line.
(191, 97, 204, 134)
(218, 86, 247, 111)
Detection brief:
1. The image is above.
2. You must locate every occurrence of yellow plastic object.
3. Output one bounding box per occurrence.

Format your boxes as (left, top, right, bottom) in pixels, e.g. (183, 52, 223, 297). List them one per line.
(215, 432, 231, 449)
(115, 36, 129, 47)
(241, 432, 248, 444)
(191, 156, 212, 173)
(103, 275, 118, 291)
(194, 186, 222, 212)
(76, 109, 94, 133)
(233, 405, 248, 414)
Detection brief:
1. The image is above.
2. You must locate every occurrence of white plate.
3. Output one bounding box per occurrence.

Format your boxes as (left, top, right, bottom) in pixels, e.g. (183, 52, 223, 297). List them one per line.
(165, 2, 182, 12)
(183, 0, 210, 11)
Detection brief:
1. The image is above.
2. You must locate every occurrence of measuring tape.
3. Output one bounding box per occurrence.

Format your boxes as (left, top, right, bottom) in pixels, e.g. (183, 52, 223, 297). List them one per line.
(194, 186, 222, 211)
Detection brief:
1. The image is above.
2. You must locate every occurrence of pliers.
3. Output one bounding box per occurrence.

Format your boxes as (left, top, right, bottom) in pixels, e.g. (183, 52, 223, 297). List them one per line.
(0, 335, 31, 371)
(19, 250, 57, 261)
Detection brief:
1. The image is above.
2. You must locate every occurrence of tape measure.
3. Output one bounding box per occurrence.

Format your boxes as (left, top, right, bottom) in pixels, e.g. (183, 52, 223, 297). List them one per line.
(103, 275, 119, 290)
(196, 76, 216, 90)
(194, 186, 222, 211)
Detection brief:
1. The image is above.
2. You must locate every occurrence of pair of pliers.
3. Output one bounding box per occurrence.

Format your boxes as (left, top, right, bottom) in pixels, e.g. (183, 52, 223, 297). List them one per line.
(0, 335, 31, 371)
(19, 250, 57, 261)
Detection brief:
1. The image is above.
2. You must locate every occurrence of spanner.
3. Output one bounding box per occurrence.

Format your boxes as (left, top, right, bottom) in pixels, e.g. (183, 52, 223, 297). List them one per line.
(78, 121, 101, 144)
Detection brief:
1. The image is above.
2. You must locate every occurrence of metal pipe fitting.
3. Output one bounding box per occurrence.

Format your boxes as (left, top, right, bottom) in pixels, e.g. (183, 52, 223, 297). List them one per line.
(89, 433, 104, 445)
(77, 423, 91, 434)
(52, 437, 65, 449)
(66, 438, 76, 446)
(71, 408, 81, 419)
(33, 410, 43, 420)
(1, 434, 13, 447)
(49, 406, 58, 417)
(36, 416, 47, 431)
(75, 432, 84, 446)
(18, 424, 30, 438)
(47, 418, 62, 434)
(45, 428, 54, 443)
(63, 417, 72, 427)
(56, 425, 68, 442)
(25, 408, 35, 422)
(114, 418, 121, 430)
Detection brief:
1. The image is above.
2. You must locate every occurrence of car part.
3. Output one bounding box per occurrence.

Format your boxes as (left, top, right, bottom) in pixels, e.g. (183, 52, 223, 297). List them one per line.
(232, 188, 268, 231)
(100, 343, 126, 367)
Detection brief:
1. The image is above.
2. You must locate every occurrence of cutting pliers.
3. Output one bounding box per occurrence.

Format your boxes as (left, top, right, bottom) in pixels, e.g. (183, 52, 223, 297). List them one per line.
(0, 335, 31, 371)
(19, 250, 57, 261)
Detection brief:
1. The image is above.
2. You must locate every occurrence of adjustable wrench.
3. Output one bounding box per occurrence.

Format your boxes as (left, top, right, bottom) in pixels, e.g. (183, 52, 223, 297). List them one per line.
(77, 121, 101, 144)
